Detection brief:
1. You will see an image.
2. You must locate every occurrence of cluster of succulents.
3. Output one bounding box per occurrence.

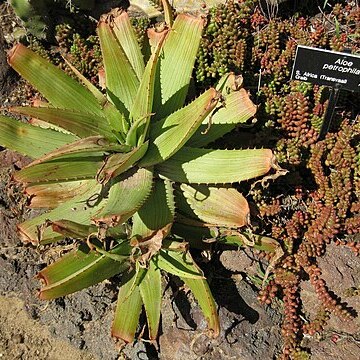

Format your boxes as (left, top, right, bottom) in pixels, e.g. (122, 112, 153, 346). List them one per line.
(195, 0, 256, 84)
(254, 95, 359, 359)
(191, 1, 360, 358)
(54, 24, 102, 84)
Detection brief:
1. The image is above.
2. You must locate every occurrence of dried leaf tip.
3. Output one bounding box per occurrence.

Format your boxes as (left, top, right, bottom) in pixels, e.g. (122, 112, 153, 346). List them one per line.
(228, 73, 244, 91)
(7, 43, 23, 65)
(99, 8, 125, 25)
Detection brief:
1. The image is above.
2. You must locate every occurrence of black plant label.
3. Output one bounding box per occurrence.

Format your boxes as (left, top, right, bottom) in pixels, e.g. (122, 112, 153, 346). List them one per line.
(291, 45, 360, 92)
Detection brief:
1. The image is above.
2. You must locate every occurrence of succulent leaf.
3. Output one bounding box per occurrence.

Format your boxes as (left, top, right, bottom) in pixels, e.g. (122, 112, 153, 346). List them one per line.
(26, 179, 95, 209)
(49, 220, 99, 238)
(153, 14, 204, 119)
(14, 155, 104, 184)
(161, 0, 174, 27)
(156, 248, 205, 279)
(139, 259, 162, 340)
(157, 147, 275, 184)
(173, 221, 280, 253)
(18, 180, 105, 244)
(188, 88, 257, 147)
(93, 167, 153, 226)
(179, 184, 250, 228)
(218, 232, 280, 252)
(171, 222, 213, 250)
(139, 88, 219, 167)
(50, 219, 126, 239)
(8, 44, 103, 115)
(102, 102, 128, 141)
(122, 262, 148, 301)
(9, 107, 117, 141)
(38, 242, 131, 300)
(61, 55, 106, 106)
(112, 271, 143, 343)
(21, 136, 131, 167)
(128, 30, 167, 145)
(181, 276, 220, 337)
(147, 26, 169, 54)
(208, 89, 256, 125)
(131, 178, 175, 239)
(96, 141, 149, 184)
(112, 11, 145, 81)
(0, 115, 77, 158)
(98, 19, 139, 116)
(188, 124, 236, 148)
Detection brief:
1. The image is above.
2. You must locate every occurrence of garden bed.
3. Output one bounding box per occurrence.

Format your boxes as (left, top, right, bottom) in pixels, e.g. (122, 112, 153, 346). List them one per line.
(0, 1, 359, 359)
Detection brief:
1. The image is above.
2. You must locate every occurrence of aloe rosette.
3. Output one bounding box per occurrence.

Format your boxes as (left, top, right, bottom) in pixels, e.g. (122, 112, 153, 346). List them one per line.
(0, 8, 280, 343)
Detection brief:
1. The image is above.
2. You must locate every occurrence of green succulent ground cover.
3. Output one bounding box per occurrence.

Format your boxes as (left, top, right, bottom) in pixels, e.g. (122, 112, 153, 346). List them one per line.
(0, 8, 281, 343)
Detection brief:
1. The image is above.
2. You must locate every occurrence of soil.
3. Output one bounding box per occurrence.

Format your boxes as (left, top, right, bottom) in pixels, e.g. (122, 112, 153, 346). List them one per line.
(0, 296, 96, 360)
(0, 2, 359, 360)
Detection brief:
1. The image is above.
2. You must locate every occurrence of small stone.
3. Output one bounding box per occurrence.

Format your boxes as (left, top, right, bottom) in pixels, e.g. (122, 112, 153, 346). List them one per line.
(12, 333, 24, 344)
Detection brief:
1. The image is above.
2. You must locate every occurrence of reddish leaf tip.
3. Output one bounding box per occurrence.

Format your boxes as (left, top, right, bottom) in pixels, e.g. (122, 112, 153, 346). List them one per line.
(17, 224, 37, 245)
(7, 43, 23, 65)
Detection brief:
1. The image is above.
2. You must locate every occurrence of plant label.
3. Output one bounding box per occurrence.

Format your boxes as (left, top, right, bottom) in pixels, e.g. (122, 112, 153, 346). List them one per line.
(291, 45, 360, 92)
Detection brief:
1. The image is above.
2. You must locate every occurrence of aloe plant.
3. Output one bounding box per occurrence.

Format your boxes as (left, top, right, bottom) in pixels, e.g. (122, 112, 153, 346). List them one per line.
(0, 7, 280, 343)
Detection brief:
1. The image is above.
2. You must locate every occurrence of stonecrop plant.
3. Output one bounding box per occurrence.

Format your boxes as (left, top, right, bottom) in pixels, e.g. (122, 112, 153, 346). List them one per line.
(0, 7, 280, 343)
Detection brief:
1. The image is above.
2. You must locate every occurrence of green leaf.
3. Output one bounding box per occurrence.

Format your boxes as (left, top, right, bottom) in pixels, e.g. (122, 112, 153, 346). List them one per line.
(23, 136, 130, 167)
(9, 107, 117, 141)
(139, 88, 219, 167)
(181, 276, 220, 337)
(156, 147, 275, 184)
(156, 249, 204, 279)
(38, 242, 131, 300)
(98, 20, 139, 116)
(188, 88, 257, 147)
(96, 141, 149, 184)
(214, 73, 232, 92)
(161, 0, 174, 27)
(18, 180, 105, 244)
(112, 271, 143, 343)
(29, 117, 73, 134)
(210, 90, 256, 125)
(94, 167, 153, 226)
(188, 124, 235, 148)
(25, 179, 95, 208)
(50, 219, 127, 239)
(0, 115, 77, 159)
(122, 262, 148, 301)
(180, 184, 250, 228)
(131, 178, 175, 239)
(112, 11, 145, 81)
(8, 44, 103, 116)
(172, 221, 280, 253)
(49, 220, 99, 238)
(154, 14, 204, 120)
(14, 155, 104, 184)
(128, 31, 166, 146)
(218, 232, 280, 252)
(139, 259, 162, 340)
(102, 102, 127, 141)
